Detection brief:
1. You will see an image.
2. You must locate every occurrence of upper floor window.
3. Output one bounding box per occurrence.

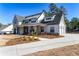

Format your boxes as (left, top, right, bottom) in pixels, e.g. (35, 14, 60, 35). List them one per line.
(31, 18, 37, 23)
(44, 17, 51, 21)
(23, 19, 30, 24)
(23, 18, 37, 24)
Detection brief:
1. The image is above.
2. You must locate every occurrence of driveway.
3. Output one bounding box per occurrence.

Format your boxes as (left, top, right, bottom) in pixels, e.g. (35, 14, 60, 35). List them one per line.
(0, 33, 79, 56)
(40, 33, 79, 42)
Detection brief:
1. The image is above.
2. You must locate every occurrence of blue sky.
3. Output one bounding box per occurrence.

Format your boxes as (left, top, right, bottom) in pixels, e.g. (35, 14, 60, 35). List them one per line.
(0, 3, 79, 24)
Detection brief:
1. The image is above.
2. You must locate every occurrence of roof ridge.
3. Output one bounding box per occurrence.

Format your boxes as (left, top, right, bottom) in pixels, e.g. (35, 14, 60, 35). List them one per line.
(25, 12, 42, 18)
(14, 15, 24, 18)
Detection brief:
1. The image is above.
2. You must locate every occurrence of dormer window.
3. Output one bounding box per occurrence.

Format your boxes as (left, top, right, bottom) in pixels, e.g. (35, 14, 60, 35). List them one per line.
(44, 17, 51, 21)
(31, 18, 37, 23)
(23, 19, 29, 24)
(44, 15, 56, 22)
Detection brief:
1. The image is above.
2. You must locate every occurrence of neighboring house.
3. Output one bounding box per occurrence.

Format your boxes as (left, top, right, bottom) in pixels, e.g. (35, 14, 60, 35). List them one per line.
(0, 24, 13, 34)
(13, 11, 66, 35)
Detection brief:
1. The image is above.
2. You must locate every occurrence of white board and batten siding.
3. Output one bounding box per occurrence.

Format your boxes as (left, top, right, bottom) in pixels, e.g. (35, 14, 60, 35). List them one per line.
(44, 25, 59, 34)
(59, 14, 66, 35)
(44, 14, 66, 35)
(37, 12, 45, 23)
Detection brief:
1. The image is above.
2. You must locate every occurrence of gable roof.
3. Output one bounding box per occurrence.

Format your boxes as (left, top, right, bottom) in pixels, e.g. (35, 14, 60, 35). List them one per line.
(14, 15, 25, 22)
(41, 13, 62, 25)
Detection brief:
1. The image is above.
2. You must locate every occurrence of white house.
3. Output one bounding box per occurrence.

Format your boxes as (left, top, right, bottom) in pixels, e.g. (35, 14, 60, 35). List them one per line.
(13, 11, 66, 35)
(0, 24, 13, 34)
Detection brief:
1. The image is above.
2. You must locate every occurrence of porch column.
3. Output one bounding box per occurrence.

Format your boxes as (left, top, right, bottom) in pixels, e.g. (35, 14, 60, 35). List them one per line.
(28, 26, 31, 34)
(17, 27, 19, 34)
(34, 26, 37, 32)
(33, 26, 37, 35)
(37, 26, 41, 34)
(19, 27, 24, 35)
(16, 27, 17, 34)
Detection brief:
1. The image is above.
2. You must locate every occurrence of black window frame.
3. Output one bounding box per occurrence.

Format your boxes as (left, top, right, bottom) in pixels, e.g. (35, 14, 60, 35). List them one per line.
(31, 18, 37, 23)
(45, 17, 51, 21)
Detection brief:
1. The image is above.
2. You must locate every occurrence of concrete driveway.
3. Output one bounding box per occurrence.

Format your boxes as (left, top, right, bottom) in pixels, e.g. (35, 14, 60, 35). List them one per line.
(40, 33, 79, 42)
(0, 33, 79, 56)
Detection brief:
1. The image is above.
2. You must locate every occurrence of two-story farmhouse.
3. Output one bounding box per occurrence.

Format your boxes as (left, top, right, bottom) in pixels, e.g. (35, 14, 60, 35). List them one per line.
(13, 11, 66, 35)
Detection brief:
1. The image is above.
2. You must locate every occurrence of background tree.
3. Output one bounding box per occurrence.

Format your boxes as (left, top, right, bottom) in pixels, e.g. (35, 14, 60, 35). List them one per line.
(48, 3, 67, 16)
(49, 3, 61, 14)
(45, 11, 53, 17)
(70, 17, 79, 31)
(65, 18, 71, 32)
(60, 6, 67, 15)
(77, 22, 79, 30)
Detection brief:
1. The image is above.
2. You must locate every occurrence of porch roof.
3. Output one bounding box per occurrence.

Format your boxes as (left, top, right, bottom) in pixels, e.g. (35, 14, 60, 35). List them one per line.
(17, 23, 46, 27)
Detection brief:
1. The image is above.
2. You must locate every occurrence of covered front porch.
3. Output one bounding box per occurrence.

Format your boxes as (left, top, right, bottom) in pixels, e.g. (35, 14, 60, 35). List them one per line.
(17, 23, 46, 35)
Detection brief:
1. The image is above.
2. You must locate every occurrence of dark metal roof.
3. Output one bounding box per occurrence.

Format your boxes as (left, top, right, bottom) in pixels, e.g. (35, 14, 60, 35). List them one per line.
(13, 11, 63, 25)
(14, 12, 42, 22)
(14, 15, 25, 22)
(25, 12, 42, 18)
(41, 13, 62, 25)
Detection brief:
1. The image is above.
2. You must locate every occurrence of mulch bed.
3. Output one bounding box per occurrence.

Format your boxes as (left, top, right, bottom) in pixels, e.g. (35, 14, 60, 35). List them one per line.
(0, 35, 39, 46)
(5, 37, 39, 46)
